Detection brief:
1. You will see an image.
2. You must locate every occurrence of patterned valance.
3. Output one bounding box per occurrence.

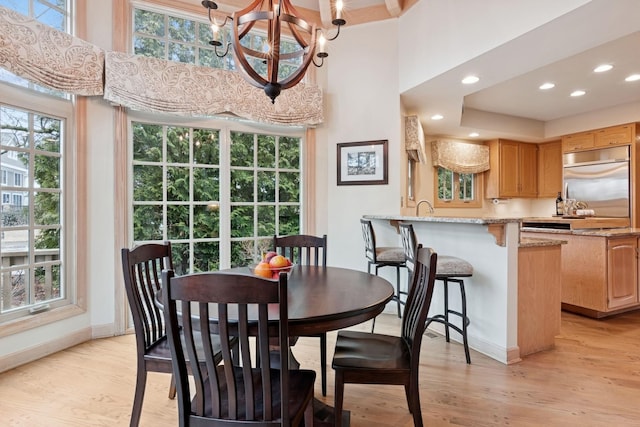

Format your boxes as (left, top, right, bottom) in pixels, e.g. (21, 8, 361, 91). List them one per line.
(404, 115, 427, 163)
(103, 52, 323, 126)
(431, 139, 490, 174)
(0, 6, 324, 127)
(0, 6, 104, 96)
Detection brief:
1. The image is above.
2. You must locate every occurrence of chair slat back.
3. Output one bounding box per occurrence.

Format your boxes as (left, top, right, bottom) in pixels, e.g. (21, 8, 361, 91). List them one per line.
(163, 270, 290, 426)
(399, 223, 418, 275)
(273, 234, 327, 267)
(121, 242, 173, 350)
(401, 246, 437, 368)
(360, 219, 377, 263)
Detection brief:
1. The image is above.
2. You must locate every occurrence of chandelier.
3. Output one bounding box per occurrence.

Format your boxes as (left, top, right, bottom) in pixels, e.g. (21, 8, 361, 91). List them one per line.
(202, 0, 345, 103)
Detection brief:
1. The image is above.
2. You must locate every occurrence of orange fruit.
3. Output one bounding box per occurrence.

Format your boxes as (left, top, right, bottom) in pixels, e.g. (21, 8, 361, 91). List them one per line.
(269, 255, 288, 269)
(254, 262, 272, 278)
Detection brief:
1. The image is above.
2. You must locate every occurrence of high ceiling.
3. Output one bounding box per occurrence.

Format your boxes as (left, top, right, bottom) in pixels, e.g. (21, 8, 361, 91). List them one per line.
(232, 0, 639, 142)
(297, 0, 639, 143)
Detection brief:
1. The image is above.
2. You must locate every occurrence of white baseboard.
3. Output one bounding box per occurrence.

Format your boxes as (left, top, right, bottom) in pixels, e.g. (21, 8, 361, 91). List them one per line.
(91, 323, 116, 339)
(0, 327, 92, 373)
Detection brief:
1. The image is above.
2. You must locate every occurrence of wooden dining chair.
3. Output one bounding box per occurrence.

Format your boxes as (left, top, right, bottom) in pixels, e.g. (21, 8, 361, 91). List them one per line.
(273, 233, 328, 396)
(162, 269, 316, 427)
(121, 242, 226, 427)
(331, 245, 437, 427)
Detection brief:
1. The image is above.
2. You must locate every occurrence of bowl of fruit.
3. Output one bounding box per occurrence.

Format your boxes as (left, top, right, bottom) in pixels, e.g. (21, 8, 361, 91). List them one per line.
(251, 251, 294, 280)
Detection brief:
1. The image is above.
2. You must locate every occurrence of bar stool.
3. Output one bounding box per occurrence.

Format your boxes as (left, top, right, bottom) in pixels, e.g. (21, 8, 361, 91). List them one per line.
(360, 219, 408, 329)
(399, 222, 472, 364)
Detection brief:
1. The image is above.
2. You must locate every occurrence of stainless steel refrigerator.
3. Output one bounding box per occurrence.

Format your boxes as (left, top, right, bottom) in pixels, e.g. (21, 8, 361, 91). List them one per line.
(563, 145, 630, 218)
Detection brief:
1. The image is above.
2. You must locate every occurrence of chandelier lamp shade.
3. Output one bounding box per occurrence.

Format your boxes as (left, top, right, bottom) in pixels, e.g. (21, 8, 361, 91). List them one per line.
(202, 0, 345, 103)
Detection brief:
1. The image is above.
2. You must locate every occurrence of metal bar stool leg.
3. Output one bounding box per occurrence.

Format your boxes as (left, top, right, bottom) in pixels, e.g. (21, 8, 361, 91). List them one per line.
(443, 278, 450, 342)
(459, 279, 471, 364)
(395, 265, 402, 318)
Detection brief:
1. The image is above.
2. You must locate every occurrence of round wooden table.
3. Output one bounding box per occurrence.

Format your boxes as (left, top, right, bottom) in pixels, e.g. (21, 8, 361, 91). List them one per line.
(221, 264, 395, 336)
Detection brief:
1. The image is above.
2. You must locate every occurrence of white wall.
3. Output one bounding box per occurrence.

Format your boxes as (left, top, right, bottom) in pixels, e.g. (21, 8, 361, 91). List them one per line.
(320, 19, 403, 277)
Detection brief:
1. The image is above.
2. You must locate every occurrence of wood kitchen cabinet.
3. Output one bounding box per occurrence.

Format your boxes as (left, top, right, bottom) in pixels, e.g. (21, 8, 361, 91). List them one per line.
(594, 124, 633, 148)
(485, 139, 538, 198)
(537, 140, 562, 197)
(607, 236, 638, 309)
(562, 131, 594, 152)
(521, 231, 640, 318)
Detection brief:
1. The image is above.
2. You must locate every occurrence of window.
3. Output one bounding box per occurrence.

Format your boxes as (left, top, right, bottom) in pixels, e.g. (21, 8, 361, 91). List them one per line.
(11, 193, 22, 206)
(1, 170, 6, 185)
(0, 0, 71, 97)
(132, 5, 301, 80)
(129, 5, 306, 274)
(131, 120, 302, 274)
(2, 193, 9, 204)
(0, 104, 70, 323)
(435, 167, 482, 208)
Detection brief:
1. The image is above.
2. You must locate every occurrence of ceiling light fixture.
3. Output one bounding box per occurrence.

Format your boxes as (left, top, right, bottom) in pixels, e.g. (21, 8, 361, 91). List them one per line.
(539, 82, 555, 90)
(461, 75, 479, 84)
(469, 132, 479, 137)
(431, 114, 443, 120)
(625, 74, 640, 82)
(202, 0, 345, 103)
(570, 90, 586, 97)
(593, 64, 613, 73)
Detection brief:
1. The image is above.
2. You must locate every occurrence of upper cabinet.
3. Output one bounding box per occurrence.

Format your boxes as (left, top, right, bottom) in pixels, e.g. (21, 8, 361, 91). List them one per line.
(594, 124, 633, 148)
(485, 139, 538, 199)
(563, 123, 634, 153)
(537, 140, 562, 198)
(562, 131, 594, 152)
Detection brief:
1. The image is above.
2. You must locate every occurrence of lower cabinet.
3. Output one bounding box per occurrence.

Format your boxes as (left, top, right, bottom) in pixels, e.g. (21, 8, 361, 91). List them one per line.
(518, 244, 562, 356)
(607, 237, 638, 309)
(521, 232, 640, 317)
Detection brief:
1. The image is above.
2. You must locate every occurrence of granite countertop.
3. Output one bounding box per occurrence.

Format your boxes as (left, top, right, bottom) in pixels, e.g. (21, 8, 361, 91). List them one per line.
(519, 237, 567, 248)
(574, 228, 640, 237)
(522, 227, 640, 237)
(364, 214, 522, 225)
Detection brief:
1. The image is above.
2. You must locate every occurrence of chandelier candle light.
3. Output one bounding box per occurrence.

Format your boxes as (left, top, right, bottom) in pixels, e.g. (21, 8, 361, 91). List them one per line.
(202, 0, 345, 103)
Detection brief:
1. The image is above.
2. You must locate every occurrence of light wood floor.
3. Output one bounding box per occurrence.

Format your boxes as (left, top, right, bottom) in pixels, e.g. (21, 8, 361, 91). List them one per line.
(1, 311, 640, 426)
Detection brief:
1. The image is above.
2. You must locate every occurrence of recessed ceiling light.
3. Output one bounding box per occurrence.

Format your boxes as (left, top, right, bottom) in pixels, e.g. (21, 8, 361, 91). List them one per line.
(539, 82, 555, 90)
(570, 90, 586, 97)
(469, 132, 479, 137)
(461, 75, 479, 84)
(625, 74, 640, 82)
(430, 114, 444, 120)
(594, 64, 613, 73)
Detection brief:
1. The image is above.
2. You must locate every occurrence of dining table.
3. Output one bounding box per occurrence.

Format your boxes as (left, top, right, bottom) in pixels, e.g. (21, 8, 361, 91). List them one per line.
(220, 264, 394, 334)
(158, 264, 394, 426)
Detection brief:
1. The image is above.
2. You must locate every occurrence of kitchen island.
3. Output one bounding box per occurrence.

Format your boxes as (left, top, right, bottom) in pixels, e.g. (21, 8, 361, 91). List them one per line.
(364, 215, 564, 364)
(522, 226, 640, 318)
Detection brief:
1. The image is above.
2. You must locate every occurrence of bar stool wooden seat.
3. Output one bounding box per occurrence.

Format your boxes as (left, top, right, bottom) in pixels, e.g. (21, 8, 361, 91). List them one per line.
(399, 222, 473, 364)
(360, 219, 408, 324)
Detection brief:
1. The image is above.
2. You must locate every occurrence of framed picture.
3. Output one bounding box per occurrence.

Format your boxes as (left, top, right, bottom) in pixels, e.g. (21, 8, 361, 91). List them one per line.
(337, 140, 388, 186)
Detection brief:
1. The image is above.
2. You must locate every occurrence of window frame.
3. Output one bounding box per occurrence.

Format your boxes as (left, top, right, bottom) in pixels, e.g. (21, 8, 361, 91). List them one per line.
(127, 113, 305, 273)
(433, 167, 483, 208)
(0, 80, 83, 335)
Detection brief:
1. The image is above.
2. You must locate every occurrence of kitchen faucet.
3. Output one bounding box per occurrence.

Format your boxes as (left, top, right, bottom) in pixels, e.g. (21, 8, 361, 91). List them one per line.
(415, 199, 434, 216)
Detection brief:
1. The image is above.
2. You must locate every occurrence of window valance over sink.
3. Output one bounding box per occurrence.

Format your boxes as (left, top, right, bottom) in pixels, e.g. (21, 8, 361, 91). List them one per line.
(431, 139, 490, 174)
